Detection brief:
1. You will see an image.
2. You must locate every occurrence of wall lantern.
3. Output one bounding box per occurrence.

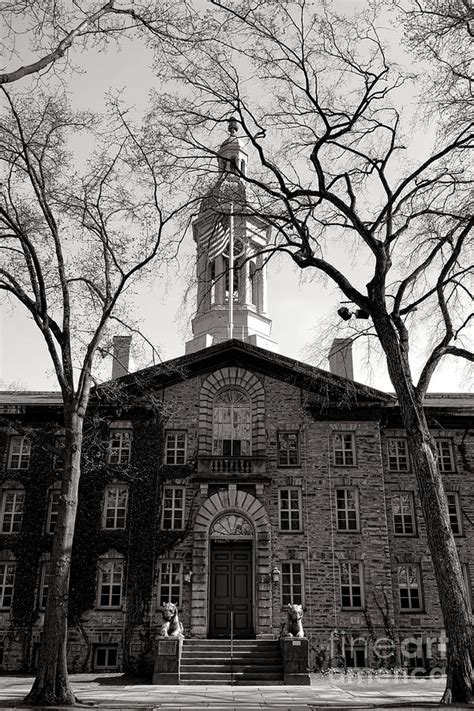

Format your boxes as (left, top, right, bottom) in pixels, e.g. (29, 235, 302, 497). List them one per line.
(272, 566, 281, 584)
(337, 305, 370, 321)
(183, 568, 193, 584)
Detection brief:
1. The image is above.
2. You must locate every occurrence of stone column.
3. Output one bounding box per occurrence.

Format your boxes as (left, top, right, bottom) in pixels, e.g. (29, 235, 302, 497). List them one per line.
(215, 255, 225, 305)
(239, 253, 251, 305)
(196, 249, 210, 314)
(256, 254, 267, 314)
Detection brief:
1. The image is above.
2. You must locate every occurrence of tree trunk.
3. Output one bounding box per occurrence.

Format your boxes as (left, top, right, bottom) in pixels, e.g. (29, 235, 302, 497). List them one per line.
(375, 315, 473, 703)
(25, 407, 84, 706)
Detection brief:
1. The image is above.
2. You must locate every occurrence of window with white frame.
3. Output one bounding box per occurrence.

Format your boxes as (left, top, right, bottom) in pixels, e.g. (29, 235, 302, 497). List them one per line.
(0, 489, 24, 534)
(436, 440, 455, 473)
(161, 487, 185, 530)
(97, 556, 124, 609)
(281, 561, 303, 606)
(213, 389, 251, 456)
(94, 645, 118, 670)
(108, 425, 132, 465)
(277, 432, 299, 467)
(279, 488, 302, 531)
(392, 492, 416, 536)
(333, 433, 355, 466)
(398, 564, 422, 610)
(0, 562, 15, 609)
(46, 489, 60, 534)
(335, 488, 359, 532)
(387, 438, 409, 471)
(164, 431, 187, 465)
(102, 484, 128, 530)
(446, 492, 462, 536)
(8, 436, 31, 470)
(340, 561, 363, 608)
(158, 561, 182, 607)
(38, 561, 50, 610)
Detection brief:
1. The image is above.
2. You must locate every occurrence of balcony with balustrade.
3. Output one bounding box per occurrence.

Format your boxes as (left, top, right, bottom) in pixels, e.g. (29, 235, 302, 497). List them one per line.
(195, 454, 267, 480)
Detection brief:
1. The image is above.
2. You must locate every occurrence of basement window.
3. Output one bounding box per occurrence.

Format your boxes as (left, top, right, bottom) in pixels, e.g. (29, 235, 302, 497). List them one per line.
(93, 645, 118, 671)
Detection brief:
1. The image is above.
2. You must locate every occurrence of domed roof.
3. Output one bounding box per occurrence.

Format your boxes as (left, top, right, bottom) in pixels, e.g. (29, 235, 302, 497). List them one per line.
(198, 118, 249, 217)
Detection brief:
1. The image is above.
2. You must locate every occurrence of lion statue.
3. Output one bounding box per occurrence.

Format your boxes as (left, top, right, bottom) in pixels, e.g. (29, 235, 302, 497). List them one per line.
(280, 603, 305, 638)
(159, 602, 184, 638)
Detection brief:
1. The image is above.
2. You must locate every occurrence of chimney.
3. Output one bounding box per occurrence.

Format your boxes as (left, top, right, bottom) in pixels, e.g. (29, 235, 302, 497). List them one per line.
(111, 336, 132, 379)
(328, 338, 354, 380)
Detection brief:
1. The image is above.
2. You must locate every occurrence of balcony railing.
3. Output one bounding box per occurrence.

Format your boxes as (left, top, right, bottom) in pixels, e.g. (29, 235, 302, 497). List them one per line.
(197, 455, 267, 476)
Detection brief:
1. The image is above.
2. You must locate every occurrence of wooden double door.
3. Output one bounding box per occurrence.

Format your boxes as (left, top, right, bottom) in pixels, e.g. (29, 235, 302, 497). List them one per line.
(209, 541, 254, 638)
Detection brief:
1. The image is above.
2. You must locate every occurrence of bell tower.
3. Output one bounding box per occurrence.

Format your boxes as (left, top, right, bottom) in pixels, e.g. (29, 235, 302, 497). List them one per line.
(185, 119, 277, 354)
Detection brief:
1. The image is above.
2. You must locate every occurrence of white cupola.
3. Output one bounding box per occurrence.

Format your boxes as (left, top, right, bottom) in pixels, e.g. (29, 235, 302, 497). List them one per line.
(185, 119, 277, 354)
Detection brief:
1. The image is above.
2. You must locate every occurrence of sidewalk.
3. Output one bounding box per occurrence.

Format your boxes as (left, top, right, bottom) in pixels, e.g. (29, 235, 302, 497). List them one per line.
(0, 672, 459, 710)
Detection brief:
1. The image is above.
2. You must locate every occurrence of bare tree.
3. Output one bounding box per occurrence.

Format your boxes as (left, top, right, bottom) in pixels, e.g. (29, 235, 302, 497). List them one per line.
(393, 0, 473, 137)
(0, 87, 187, 704)
(0, 0, 199, 87)
(151, 0, 473, 701)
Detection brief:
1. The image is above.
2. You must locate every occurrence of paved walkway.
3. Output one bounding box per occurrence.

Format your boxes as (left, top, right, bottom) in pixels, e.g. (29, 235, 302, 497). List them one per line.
(0, 672, 458, 710)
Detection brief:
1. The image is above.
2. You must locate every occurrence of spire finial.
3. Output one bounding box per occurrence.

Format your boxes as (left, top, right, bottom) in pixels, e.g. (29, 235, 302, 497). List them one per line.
(228, 116, 238, 135)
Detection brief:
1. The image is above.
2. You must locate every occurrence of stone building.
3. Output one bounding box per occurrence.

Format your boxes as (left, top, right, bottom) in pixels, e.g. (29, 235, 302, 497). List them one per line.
(0, 124, 472, 678)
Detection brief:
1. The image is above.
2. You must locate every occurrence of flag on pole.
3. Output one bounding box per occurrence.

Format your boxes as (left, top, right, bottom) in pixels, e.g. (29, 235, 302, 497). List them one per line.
(199, 214, 230, 261)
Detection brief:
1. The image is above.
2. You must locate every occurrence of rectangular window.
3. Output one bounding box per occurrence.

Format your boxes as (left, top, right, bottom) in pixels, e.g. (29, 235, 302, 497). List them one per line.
(39, 561, 50, 610)
(392, 492, 416, 536)
(446, 492, 462, 536)
(108, 429, 132, 465)
(93, 645, 118, 670)
(279, 488, 302, 531)
(387, 438, 409, 471)
(281, 561, 303, 606)
(277, 432, 299, 467)
(335, 488, 359, 532)
(98, 559, 124, 609)
(165, 431, 187, 465)
(340, 561, 363, 609)
(46, 490, 60, 534)
(8, 436, 31, 470)
(102, 485, 128, 530)
(0, 490, 24, 534)
(436, 440, 455, 472)
(0, 563, 15, 609)
(158, 561, 182, 607)
(161, 487, 185, 530)
(333, 433, 355, 466)
(398, 564, 422, 611)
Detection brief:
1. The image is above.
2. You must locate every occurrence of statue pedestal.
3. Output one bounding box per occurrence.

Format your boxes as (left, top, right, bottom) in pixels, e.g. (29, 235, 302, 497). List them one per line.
(281, 638, 311, 685)
(153, 637, 183, 684)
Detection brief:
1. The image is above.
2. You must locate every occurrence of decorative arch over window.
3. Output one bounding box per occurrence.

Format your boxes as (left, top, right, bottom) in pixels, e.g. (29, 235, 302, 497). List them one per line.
(199, 368, 265, 456)
(213, 388, 251, 456)
(210, 512, 254, 538)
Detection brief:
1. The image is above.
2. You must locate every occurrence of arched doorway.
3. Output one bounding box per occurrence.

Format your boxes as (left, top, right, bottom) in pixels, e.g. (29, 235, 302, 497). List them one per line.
(209, 513, 254, 638)
(191, 489, 272, 639)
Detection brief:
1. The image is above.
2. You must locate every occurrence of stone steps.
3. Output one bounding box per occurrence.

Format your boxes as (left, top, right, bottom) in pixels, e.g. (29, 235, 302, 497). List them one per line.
(180, 639, 284, 685)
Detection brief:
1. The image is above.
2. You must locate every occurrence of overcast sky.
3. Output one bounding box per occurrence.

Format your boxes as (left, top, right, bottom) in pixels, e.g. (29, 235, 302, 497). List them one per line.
(0, 2, 471, 394)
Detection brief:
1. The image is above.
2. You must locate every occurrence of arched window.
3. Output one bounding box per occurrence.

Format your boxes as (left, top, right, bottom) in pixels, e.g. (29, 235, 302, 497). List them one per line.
(213, 389, 251, 456)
